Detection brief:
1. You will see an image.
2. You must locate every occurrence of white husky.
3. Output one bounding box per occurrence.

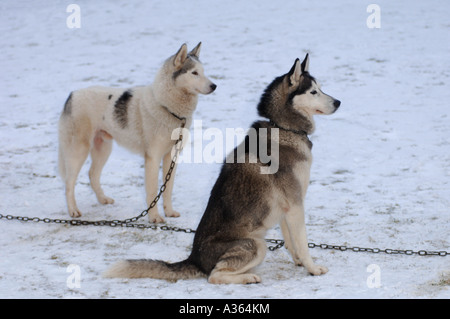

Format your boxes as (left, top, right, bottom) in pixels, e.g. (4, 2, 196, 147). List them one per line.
(58, 42, 216, 223)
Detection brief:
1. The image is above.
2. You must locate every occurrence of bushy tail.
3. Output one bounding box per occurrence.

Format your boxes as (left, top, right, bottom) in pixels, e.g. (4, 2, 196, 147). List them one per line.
(103, 259, 205, 281)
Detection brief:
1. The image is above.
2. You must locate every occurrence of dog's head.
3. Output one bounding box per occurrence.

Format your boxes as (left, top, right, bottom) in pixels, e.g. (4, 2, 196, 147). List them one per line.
(258, 54, 340, 134)
(170, 42, 217, 95)
(287, 54, 340, 116)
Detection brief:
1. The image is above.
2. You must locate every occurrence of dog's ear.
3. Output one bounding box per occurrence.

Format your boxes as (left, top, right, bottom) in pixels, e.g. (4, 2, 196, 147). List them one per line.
(288, 58, 301, 86)
(173, 43, 188, 69)
(189, 42, 202, 58)
(301, 53, 310, 73)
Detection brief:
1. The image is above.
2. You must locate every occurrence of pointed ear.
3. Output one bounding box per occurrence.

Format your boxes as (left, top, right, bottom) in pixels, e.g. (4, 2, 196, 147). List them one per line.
(189, 42, 202, 58)
(173, 43, 188, 69)
(301, 53, 310, 73)
(287, 58, 301, 86)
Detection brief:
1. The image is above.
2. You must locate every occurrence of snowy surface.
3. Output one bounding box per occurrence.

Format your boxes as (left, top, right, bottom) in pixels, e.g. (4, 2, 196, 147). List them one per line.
(0, 0, 449, 299)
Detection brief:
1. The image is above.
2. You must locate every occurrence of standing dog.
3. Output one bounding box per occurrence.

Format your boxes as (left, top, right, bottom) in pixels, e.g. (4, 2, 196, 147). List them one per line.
(58, 42, 216, 223)
(104, 54, 341, 283)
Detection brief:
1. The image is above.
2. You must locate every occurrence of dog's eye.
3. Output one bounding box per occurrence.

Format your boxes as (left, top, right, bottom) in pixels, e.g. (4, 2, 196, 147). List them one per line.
(310, 90, 317, 95)
(192, 71, 198, 76)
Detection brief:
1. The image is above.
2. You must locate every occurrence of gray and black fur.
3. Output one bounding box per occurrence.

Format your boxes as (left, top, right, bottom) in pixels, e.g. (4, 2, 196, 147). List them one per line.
(62, 92, 73, 116)
(114, 90, 133, 129)
(258, 58, 314, 134)
(104, 54, 340, 284)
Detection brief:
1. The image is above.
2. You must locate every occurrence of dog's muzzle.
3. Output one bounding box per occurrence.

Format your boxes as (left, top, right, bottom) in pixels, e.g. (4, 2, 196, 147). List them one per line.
(333, 99, 341, 108)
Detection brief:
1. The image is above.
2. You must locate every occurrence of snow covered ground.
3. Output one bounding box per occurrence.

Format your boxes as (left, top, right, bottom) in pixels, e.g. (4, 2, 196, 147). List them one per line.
(0, 0, 449, 299)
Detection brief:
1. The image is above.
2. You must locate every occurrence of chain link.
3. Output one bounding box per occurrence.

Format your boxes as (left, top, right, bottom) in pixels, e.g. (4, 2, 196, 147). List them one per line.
(0, 118, 448, 256)
(305, 242, 449, 257)
(1, 211, 447, 256)
(0, 119, 188, 228)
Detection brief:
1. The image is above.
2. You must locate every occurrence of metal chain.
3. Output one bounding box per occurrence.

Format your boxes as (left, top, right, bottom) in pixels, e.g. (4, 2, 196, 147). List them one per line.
(264, 239, 449, 256)
(0, 118, 448, 256)
(1, 209, 447, 256)
(0, 119, 187, 228)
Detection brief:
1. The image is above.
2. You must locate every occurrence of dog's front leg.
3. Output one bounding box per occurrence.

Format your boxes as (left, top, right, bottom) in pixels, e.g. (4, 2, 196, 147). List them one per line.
(284, 205, 328, 275)
(162, 152, 180, 218)
(280, 218, 297, 261)
(144, 153, 165, 223)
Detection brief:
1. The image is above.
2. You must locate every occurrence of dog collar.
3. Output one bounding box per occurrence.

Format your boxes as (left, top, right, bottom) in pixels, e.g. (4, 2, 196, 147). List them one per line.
(161, 105, 187, 123)
(269, 120, 308, 137)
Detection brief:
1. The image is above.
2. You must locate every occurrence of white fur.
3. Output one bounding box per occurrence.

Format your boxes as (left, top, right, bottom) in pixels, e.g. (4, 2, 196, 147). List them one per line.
(58, 43, 216, 222)
(292, 80, 338, 116)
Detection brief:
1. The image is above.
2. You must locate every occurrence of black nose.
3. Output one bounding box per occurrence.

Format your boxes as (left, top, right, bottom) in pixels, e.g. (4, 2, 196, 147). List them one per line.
(334, 100, 341, 108)
(210, 83, 217, 91)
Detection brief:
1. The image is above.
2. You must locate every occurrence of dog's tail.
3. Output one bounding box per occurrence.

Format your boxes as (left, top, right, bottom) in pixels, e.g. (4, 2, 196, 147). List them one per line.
(103, 259, 205, 281)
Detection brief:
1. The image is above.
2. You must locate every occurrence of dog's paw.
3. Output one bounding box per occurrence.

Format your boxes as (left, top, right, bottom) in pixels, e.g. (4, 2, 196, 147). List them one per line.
(307, 264, 328, 276)
(243, 274, 262, 284)
(69, 209, 82, 218)
(164, 208, 181, 218)
(98, 195, 114, 205)
(208, 273, 261, 285)
(148, 213, 165, 223)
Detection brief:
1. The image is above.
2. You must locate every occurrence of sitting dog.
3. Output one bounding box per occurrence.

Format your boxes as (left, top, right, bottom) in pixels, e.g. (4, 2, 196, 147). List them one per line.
(104, 54, 340, 284)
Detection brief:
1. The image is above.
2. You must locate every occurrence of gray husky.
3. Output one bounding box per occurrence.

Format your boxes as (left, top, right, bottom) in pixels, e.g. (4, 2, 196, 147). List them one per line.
(58, 43, 216, 223)
(104, 54, 341, 284)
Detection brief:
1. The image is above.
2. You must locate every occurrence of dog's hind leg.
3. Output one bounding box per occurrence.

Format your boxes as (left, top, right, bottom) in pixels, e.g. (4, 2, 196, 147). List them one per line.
(63, 137, 91, 218)
(208, 238, 266, 284)
(89, 130, 115, 206)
